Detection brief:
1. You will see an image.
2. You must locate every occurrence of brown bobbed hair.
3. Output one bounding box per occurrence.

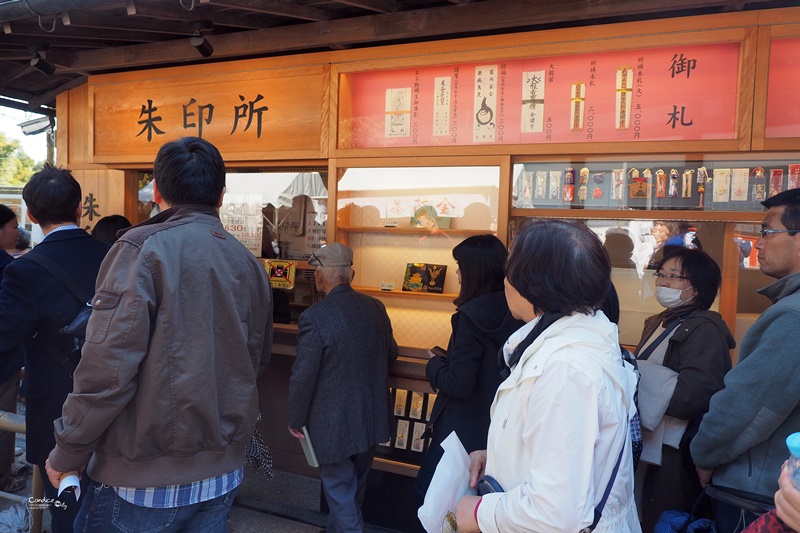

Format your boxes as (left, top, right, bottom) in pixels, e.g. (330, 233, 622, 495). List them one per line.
(506, 219, 611, 316)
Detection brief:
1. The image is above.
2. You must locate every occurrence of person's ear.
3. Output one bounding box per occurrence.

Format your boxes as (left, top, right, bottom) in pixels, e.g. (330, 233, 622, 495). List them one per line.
(27, 211, 39, 225)
(152, 180, 163, 206)
(216, 186, 226, 209)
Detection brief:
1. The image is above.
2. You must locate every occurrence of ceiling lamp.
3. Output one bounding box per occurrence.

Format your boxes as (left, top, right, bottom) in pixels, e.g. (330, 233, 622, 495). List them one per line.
(29, 43, 55, 76)
(190, 20, 214, 58)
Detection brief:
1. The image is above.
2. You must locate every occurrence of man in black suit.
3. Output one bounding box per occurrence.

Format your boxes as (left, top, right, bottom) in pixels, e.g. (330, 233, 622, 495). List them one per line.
(0, 165, 109, 532)
(288, 243, 399, 533)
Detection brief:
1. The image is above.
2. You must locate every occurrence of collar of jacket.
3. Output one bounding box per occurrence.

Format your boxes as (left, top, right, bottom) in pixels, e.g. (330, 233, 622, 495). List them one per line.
(757, 271, 800, 304)
(500, 313, 622, 384)
(660, 303, 703, 328)
(118, 204, 220, 238)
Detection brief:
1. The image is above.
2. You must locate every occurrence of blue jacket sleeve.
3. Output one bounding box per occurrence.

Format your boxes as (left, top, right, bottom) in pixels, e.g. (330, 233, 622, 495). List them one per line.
(691, 308, 800, 468)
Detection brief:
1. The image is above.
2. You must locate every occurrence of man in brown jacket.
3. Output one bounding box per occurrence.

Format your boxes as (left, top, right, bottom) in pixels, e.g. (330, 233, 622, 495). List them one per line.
(46, 137, 273, 532)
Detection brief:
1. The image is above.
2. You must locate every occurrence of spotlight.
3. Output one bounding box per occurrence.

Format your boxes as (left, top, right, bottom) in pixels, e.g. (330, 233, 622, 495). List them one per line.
(190, 20, 214, 58)
(29, 43, 55, 76)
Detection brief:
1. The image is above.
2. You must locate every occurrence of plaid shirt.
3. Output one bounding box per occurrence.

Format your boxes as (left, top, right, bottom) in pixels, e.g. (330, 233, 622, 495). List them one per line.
(114, 468, 242, 508)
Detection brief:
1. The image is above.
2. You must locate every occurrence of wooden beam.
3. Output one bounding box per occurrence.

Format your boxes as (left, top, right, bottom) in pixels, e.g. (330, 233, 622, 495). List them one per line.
(28, 75, 87, 108)
(65, 12, 194, 36)
(4, 21, 170, 43)
(64, 0, 783, 73)
(0, 63, 35, 91)
(200, 0, 330, 23)
(0, 96, 55, 117)
(125, 1, 267, 29)
(332, 0, 396, 14)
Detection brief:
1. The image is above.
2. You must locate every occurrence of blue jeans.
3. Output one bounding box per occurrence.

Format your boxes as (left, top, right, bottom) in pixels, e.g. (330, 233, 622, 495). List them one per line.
(712, 500, 760, 533)
(73, 481, 238, 533)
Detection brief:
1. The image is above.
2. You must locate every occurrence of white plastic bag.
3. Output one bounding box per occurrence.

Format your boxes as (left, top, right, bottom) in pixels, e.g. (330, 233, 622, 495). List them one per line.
(418, 431, 475, 533)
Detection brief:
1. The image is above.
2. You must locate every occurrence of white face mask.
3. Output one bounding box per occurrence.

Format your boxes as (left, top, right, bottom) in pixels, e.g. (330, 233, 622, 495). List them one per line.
(655, 285, 695, 309)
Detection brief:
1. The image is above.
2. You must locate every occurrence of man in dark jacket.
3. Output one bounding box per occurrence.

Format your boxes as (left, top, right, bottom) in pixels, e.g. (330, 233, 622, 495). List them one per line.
(0, 166, 110, 532)
(46, 137, 273, 532)
(288, 242, 399, 533)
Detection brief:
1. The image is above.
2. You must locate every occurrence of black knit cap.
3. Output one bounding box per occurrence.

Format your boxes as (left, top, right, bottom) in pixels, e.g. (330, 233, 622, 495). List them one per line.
(762, 187, 800, 209)
(0, 204, 15, 226)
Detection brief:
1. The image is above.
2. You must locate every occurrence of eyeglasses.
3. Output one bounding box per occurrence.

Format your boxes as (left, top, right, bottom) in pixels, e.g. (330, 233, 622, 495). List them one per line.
(759, 228, 798, 238)
(652, 272, 689, 280)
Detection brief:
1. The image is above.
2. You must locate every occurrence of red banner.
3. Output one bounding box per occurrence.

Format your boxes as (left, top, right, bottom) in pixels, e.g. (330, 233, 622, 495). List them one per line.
(765, 38, 800, 138)
(340, 43, 739, 148)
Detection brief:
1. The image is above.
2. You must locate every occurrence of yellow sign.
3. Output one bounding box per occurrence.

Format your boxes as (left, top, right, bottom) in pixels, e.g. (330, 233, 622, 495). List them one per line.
(265, 260, 296, 290)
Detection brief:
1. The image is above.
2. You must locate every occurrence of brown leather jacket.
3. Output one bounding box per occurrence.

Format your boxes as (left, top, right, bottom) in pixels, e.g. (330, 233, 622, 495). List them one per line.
(49, 205, 273, 487)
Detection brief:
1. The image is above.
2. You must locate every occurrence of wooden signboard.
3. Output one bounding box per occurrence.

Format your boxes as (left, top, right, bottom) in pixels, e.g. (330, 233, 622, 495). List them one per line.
(89, 61, 328, 163)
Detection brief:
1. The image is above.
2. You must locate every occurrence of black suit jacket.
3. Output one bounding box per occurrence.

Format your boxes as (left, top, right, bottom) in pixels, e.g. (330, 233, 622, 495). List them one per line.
(0, 229, 109, 464)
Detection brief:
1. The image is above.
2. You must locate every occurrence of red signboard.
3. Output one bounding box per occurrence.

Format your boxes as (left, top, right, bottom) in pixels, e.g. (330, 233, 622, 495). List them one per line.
(765, 38, 800, 138)
(340, 43, 739, 148)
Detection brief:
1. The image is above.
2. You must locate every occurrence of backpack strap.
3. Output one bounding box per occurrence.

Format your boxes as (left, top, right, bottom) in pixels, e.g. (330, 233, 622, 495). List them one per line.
(21, 253, 92, 303)
(580, 442, 625, 533)
(635, 319, 682, 361)
(20, 252, 88, 377)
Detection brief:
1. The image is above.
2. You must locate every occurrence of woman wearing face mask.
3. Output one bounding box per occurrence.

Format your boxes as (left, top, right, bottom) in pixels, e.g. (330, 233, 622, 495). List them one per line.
(634, 247, 735, 532)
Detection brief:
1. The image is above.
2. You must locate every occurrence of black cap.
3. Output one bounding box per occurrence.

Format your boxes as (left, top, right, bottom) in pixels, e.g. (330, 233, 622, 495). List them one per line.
(761, 187, 800, 209)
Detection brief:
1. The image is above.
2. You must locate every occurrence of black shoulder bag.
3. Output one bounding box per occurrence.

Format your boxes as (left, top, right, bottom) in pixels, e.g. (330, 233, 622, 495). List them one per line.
(22, 253, 93, 377)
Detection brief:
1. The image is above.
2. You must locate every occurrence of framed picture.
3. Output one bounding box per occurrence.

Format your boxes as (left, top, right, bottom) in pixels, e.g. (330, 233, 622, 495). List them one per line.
(402, 263, 447, 293)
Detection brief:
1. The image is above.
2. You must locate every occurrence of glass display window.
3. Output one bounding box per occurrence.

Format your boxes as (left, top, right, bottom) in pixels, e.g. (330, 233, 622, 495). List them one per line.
(512, 217, 730, 347)
(512, 158, 800, 213)
(336, 165, 501, 349)
(225, 169, 328, 324)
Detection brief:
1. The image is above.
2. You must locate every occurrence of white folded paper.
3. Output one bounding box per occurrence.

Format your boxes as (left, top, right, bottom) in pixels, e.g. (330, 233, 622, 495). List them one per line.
(418, 431, 475, 533)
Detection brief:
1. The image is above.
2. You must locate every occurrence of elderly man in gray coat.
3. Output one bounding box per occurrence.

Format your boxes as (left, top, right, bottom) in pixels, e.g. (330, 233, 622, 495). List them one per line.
(288, 242, 399, 533)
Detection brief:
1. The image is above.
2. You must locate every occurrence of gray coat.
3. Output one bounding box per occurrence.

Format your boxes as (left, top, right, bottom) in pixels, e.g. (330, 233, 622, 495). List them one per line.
(691, 271, 800, 498)
(288, 284, 399, 464)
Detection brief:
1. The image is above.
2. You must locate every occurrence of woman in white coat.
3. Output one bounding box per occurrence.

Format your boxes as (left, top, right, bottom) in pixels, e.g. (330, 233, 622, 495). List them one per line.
(455, 219, 641, 533)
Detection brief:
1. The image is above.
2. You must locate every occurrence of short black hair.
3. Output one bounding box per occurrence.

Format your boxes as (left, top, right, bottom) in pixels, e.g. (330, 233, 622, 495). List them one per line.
(15, 227, 30, 250)
(153, 137, 225, 207)
(452, 234, 507, 307)
(0, 204, 15, 226)
(22, 164, 81, 226)
(656, 247, 721, 309)
(600, 283, 620, 325)
(762, 188, 800, 235)
(506, 219, 610, 316)
(91, 214, 132, 245)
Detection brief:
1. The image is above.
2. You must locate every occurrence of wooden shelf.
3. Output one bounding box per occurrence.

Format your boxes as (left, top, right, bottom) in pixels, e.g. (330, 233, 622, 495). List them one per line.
(354, 286, 457, 301)
(373, 456, 420, 476)
(338, 225, 494, 236)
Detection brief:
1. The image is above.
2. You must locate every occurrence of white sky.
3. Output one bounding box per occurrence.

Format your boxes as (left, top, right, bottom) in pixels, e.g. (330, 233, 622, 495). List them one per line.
(0, 106, 49, 163)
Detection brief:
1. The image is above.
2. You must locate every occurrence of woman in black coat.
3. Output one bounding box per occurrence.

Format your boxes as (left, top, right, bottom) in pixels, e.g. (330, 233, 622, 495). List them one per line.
(414, 234, 524, 503)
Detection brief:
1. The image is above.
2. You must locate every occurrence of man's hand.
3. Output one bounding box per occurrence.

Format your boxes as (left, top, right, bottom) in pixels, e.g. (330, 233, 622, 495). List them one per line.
(44, 459, 64, 489)
(288, 426, 305, 439)
(696, 467, 714, 488)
